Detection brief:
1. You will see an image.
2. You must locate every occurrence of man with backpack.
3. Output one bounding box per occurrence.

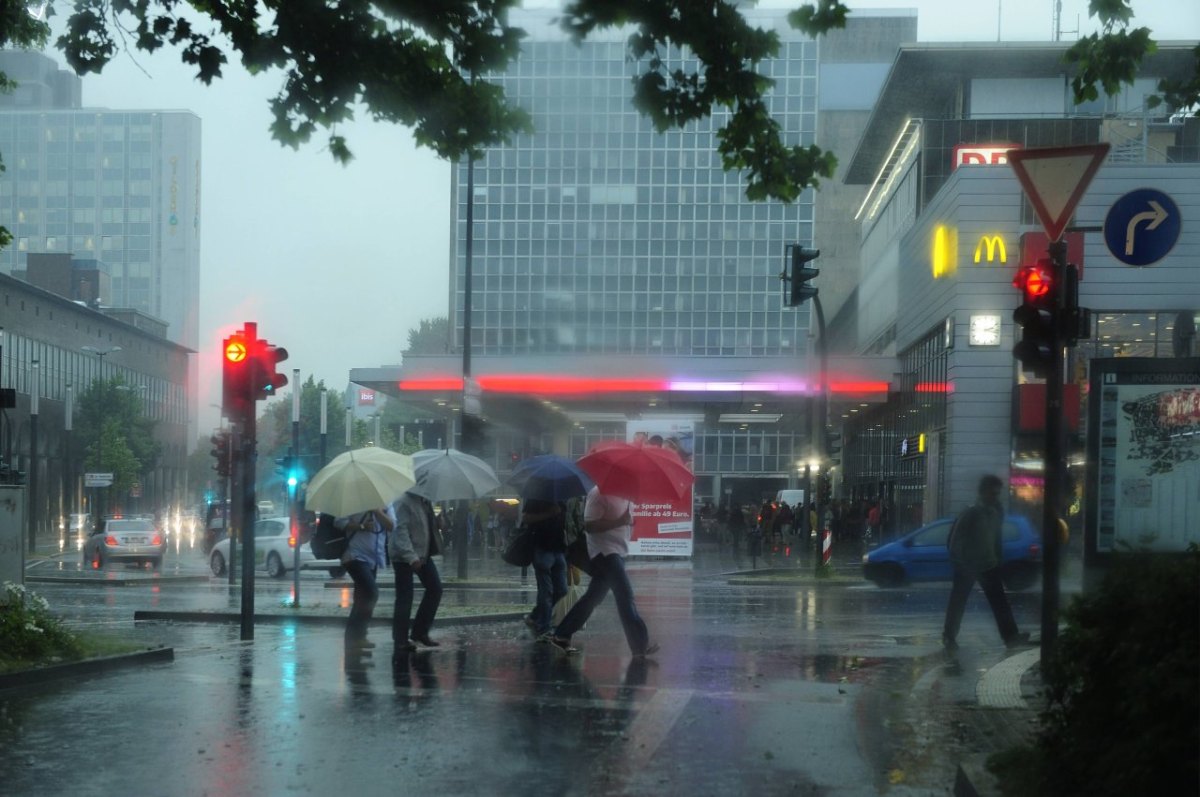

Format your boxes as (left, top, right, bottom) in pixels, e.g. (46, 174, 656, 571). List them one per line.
(942, 474, 1031, 652)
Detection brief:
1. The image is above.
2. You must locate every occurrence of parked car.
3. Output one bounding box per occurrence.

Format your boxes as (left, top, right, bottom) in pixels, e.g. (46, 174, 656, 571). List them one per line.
(861, 515, 1041, 589)
(82, 516, 166, 569)
(208, 516, 340, 578)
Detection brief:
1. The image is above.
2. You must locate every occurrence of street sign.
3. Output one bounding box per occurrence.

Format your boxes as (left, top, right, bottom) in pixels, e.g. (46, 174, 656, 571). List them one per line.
(84, 472, 113, 487)
(1103, 188, 1181, 266)
(1008, 144, 1110, 242)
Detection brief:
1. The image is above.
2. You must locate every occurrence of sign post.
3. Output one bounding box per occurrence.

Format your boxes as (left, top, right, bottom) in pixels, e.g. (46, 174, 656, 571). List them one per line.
(1007, 144, 1109, 666)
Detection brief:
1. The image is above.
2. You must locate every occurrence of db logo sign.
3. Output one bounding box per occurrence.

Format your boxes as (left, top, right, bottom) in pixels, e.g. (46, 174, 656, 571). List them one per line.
(953, 144, 1021, 169)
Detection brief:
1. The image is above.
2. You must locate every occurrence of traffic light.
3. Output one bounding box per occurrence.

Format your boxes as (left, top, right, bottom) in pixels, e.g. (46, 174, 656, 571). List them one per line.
(1012, 258, 1058, 378)
(1060, 262, 1090, 345)
(210, 431, 230, 478)
(786, 245, 820, 307)
(251, 340, 289, 400)
(222, 331, 252, 422)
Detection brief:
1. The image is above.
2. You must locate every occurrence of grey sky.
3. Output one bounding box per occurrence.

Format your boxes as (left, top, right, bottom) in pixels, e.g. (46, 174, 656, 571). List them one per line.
(45, 0, 1199, 436)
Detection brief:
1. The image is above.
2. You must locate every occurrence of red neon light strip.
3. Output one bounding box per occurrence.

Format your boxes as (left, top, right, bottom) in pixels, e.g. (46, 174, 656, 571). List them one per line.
(398, 375, 892, 395)
(827, 381, 891, 394)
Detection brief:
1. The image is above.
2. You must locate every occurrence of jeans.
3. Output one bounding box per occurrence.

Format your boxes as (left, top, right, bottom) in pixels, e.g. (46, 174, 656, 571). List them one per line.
(531, 547, 568, 635)
(942, 565, 1019, 643)
(393, 558, 443, 643)
(344, 560, 379, 644)
(555, 553, 649, 655)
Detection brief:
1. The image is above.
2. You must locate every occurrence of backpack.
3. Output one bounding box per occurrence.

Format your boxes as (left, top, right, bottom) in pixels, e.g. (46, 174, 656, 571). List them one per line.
(309, 513, 350, 560)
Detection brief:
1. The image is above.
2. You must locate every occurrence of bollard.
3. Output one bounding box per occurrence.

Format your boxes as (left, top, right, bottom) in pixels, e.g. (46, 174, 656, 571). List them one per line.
(821, 528, 832, 567)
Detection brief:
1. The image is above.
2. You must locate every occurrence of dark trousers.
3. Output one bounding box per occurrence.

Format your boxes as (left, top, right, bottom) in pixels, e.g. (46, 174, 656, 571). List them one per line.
(344, 560, 379, 644)
(393, 558, 443, 643)
(943, 565, 1019, 643)
(555, 553, 649, 655)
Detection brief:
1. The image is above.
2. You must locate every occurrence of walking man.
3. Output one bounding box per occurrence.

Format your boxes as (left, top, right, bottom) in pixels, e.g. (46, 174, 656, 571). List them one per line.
(337, 506, 394, 654)
(551, 485, 657, 658)
(942, 474, 1030, 651)
(391, 489, 444, 658)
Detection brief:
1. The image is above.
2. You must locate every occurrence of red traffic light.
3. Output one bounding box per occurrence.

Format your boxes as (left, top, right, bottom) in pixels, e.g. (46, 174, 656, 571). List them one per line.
(1013, 261, 1053, 300)
(224, 337, 248, 363)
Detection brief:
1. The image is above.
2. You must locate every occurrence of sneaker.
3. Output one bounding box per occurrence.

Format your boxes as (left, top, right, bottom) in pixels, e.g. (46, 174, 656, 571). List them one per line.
(413, 635, 441, 648)
(1005, 631, 1032, 649)
(549, 636, 577, 655)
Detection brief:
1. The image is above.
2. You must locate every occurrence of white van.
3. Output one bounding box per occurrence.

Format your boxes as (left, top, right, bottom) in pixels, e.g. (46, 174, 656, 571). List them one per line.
(775, 489, 805, 509)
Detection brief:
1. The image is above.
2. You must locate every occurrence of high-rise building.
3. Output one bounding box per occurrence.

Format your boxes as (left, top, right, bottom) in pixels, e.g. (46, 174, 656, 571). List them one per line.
(352, 9, 911, 514)
(0, 50, 201, 353)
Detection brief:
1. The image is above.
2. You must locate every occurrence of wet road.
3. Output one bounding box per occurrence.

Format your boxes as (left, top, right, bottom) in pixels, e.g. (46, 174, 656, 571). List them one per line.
(2, 551, 1045, 796)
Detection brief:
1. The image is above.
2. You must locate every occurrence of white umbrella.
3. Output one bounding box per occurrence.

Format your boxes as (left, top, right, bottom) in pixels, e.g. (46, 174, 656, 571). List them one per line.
(305, 447, 415, 518)
(411, 448, 500, 501)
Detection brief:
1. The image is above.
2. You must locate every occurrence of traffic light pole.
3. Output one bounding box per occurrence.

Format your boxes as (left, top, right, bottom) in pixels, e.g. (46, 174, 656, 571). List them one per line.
(291, 372, 301, 607)
(1040, 239, 1068, 665)
(238, 411, 257, 641)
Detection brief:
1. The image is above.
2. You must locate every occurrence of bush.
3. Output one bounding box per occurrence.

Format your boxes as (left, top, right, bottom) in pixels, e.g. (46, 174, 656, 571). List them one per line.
(1033, 552, 1200, 796)
(0, 581, 85, 671)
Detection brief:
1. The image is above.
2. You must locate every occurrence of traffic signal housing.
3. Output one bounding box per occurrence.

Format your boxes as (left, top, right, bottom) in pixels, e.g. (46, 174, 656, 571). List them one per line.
(222, 332, 252, 422)
(210, 431, 230, 478)
(786, 245, 820, 307)
(1012, 259, 1058, 378)
(251, 340, 289, 400)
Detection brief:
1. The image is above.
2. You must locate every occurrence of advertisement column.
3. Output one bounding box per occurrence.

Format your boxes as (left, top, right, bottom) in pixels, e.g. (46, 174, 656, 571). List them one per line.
(625, 420, 694, 557)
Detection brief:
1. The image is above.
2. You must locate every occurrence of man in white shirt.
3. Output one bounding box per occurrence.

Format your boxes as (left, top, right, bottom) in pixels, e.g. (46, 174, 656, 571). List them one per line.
(551, 485, 657, 657)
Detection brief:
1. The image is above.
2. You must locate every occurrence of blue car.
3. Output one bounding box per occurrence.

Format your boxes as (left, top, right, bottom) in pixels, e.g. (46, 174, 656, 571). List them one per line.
(861, 515, 1042, 589)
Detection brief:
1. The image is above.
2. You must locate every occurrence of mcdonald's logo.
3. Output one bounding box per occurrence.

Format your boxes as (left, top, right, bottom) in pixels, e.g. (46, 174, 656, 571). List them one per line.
(931, 224, 958, 279)
(973, 235, 1007, 263)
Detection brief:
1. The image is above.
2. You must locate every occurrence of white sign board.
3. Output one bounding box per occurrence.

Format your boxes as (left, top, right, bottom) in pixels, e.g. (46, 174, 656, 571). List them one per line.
(85, 472, 114, 487)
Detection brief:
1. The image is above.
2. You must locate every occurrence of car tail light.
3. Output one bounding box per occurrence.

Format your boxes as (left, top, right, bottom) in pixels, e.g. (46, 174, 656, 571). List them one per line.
(105, 535, 119, 546)
(151, 534, 163, 546)
(288, 533, 297, 548)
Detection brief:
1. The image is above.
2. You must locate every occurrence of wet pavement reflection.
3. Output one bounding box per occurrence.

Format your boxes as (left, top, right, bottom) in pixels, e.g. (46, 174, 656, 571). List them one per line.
(1, 551, 1048, 796)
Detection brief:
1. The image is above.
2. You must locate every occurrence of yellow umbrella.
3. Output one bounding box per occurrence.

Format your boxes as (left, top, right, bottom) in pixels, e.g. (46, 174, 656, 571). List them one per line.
(304, 447, 415, 518)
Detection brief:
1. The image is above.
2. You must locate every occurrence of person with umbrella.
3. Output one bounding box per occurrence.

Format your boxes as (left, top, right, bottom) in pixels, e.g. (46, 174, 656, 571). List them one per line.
(522, 497, 568, 642)
(550, 483, 657, 658)
(390, 488, 445, 654)
(338, 506, 394, 654)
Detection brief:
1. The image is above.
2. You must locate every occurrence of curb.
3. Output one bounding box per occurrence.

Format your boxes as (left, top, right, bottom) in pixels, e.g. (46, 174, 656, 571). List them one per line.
(133, 609, 529, 627)
(27, 574, 213, 586)
(0, 646, 175, 692)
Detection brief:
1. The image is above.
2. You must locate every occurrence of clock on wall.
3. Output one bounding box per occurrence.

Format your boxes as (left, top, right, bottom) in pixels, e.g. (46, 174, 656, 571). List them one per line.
(969, 314, 1002, 346)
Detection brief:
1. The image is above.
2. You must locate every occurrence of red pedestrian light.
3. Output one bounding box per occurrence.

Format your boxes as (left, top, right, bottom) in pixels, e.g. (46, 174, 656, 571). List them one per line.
(1013, 260, 1054, 301)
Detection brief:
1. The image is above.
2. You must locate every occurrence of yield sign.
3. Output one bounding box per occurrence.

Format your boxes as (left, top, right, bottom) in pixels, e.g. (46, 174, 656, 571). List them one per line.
(1008, 144, 1110, 242)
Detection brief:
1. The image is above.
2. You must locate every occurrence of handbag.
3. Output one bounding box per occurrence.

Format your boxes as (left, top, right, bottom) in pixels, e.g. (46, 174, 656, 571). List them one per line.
(552, 583, 586, 627)
(501, 527, 535, 568)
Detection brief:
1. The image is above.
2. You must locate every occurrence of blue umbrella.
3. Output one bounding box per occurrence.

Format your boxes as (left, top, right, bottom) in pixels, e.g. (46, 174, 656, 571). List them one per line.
(509, 455, 594, 502)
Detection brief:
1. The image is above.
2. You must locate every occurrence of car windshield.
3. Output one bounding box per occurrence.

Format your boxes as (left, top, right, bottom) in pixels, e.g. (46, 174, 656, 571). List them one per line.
(107, 519, 155, 532)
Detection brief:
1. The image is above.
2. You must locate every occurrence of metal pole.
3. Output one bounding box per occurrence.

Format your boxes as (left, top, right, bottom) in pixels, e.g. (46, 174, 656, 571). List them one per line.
(291, 369, 301, 606)
(319, 389, 328, 466)
(239, 323, 258, 641)
(814, 295, 829, 563)
(1041, 240, 1068, 665)
(373, 413, 381, 448)
(345, 407, 353, 447)
(28, 360, 39, 551)
(65, 384, 73, 519)
(457, 149, 478, 580)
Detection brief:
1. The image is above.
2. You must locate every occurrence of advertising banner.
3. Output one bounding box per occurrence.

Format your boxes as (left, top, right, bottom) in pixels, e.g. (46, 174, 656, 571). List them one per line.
(625, 419, 694, 557)
(1087, 358, 1200, 559)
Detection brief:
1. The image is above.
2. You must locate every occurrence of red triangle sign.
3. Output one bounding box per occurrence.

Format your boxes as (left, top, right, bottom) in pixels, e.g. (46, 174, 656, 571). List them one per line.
(1008, 144, 1110, 242)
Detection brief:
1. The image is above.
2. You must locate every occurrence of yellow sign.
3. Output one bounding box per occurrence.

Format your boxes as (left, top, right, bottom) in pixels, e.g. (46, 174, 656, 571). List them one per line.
(973, 234, 1007, 263)
(931, 224, 958, 278)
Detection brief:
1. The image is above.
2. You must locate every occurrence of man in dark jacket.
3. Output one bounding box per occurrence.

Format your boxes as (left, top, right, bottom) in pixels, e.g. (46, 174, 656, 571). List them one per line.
(941, 474, 1030, 651)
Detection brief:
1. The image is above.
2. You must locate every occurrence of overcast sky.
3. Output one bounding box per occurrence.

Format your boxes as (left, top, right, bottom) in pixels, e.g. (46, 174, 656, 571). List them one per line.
(50, 0, 1200, 435)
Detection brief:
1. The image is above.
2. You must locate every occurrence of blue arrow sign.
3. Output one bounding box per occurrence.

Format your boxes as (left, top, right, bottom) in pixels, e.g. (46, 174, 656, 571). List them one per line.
(1103, 188, 1181, 266)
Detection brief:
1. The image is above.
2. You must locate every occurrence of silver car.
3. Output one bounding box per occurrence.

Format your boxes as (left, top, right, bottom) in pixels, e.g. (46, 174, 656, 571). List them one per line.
(82, 517, 165, 569)
(209, 516, 340, 578)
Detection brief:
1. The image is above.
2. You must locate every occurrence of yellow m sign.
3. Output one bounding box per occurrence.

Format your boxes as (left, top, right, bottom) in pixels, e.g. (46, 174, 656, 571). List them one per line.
(973, 235, 1007, 263)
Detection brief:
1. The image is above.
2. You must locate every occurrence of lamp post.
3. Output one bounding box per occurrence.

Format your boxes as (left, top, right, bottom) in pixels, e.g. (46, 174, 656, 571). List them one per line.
(28, 360, 39, 550)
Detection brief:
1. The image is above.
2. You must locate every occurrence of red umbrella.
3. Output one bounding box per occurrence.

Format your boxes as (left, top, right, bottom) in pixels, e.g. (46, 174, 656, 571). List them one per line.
(576, 441, 694, 503)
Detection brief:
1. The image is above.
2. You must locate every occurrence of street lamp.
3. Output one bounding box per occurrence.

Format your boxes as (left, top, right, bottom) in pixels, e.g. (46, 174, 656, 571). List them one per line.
(81, 345, 122, 384)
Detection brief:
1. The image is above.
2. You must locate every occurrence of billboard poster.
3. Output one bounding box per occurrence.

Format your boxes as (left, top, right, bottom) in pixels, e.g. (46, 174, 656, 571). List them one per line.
(1087, 358, 1200, 559)
(625, 419, 694, 557)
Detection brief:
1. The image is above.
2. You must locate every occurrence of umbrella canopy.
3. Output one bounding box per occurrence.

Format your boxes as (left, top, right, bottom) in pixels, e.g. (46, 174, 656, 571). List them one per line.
(509, 454, 595, 503)
(410, 448, 501, 501)
(305, 447, 415, 518)
(576, 441, 694, 504)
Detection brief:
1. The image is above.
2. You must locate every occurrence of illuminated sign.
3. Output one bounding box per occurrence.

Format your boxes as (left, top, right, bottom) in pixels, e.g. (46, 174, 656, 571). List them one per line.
(973, 234, 1008, 264)
(931, 224, 958, 279)
(358, 389, 376, 405)
(953, 144, 1021, 169)
(898, 433, 926, 458)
